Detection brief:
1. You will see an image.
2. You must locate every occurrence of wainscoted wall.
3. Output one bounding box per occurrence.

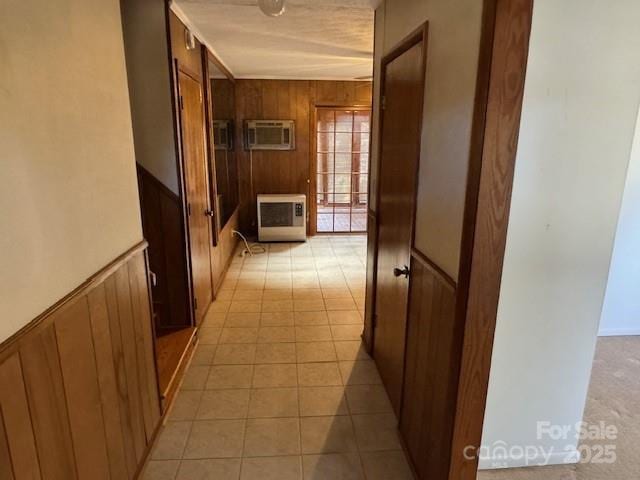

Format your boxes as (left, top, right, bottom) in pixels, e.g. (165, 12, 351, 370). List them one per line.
(234, 79, 372, 233)
(400, 251, 457, 480)
(0, 244, 161, 480)
(138, 166, 192, 333)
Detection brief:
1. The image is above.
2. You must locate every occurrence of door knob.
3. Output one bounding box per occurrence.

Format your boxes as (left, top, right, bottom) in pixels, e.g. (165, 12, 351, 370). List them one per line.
(205, 209, 215, 217)
(393, 265, 410, 278)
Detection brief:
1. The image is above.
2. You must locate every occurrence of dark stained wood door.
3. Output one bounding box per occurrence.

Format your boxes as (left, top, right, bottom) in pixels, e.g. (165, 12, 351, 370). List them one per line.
(178, 70, 213, 324)
(373, 35, 427, 414)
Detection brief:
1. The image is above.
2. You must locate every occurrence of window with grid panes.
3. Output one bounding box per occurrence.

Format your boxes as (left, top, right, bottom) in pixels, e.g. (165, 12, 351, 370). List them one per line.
(315, 108, 371, 233)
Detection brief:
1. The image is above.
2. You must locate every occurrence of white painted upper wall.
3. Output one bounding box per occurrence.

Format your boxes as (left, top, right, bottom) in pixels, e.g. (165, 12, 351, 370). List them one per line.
(600, 106, 640, 336)
(0, 0, 143, 342)
(380, 0, 482, 280)
(481, 0, 640, 469)
(122, 0, 180, 194)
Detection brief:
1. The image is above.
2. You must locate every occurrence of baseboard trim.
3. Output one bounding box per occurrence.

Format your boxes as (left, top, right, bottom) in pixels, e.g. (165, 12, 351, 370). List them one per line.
(598, 327, 640, 337)
(478, 447, 580, 470)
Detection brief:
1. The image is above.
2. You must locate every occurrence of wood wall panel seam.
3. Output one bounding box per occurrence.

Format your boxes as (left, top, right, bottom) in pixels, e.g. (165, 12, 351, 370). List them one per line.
(54, 298, 111, 480)
(0, 407, 16, 480)
(87, 286, 130, 480)
(0, 354, 42, 480)
(20, 326, 78, 479)
(114, 268, 147, 461)
(104, 275, 139, 476)
(126, 261, 156, 442)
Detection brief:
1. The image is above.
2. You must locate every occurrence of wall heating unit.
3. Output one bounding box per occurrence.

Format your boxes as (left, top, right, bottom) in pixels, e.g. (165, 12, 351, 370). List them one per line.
(257, 194, 306, 242)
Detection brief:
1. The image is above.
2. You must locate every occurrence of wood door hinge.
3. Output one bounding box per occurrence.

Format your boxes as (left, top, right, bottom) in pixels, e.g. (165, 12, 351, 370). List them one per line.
(194, 297, 198, 311)
(179, 95, 184, 110)
(381, 95, 386, 110)
(187, 202, 192, 216)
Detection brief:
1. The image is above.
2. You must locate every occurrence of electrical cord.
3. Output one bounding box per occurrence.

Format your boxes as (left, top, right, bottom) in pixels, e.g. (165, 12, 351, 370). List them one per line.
(232, 229, 266, 257)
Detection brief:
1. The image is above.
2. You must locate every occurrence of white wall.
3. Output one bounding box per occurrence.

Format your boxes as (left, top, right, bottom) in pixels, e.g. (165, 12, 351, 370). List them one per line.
(481, 0, 640, 469)
(599, 107, 640, 336)
(122, 0, 180, 194)
(0, 0, 143, 342)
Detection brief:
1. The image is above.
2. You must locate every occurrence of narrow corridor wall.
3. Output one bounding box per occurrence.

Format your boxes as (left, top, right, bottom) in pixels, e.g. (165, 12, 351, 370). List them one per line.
(482, 0, 640, 469)
(600, 106, 640, 336)
(0, 0, 142, 341)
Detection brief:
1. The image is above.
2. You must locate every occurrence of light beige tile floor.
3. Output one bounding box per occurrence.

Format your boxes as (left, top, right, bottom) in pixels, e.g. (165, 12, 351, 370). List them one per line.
(143, 235, 415, 480)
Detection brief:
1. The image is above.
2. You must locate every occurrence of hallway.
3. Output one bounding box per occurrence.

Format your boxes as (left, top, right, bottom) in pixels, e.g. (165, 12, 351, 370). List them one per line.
(143, 235, 414, 480)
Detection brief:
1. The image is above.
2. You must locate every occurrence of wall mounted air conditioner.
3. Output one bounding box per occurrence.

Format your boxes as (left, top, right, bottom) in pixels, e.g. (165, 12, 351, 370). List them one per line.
(245, 120, 295, 150)
(257, 194, 306, 242)
(213, 120, 233, 150)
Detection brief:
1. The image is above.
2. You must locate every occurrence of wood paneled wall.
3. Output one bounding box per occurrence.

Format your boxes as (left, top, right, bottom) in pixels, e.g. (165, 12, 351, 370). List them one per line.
(234, 80, 372, 233)
(400, 251, 457, 480)
(138, 166, 192, 333)
(0, 244, 161, 480)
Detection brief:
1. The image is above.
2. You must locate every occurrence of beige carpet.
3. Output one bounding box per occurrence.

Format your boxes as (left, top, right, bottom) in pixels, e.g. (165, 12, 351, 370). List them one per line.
(477, 336, 640, 480)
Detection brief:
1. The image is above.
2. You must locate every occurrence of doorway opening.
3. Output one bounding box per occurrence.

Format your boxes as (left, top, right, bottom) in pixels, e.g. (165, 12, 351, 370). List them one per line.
(314, 107, 371, 234)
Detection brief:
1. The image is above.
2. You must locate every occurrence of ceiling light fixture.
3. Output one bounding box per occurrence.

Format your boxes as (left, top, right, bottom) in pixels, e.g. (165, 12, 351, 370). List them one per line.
(258, 0, 286, 17)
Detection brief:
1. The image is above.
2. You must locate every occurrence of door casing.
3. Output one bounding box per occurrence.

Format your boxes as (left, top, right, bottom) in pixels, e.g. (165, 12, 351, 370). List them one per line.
(176, 67, 214, 326)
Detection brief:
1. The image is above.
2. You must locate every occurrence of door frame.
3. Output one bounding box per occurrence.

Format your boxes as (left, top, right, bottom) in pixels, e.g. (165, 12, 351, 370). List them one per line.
(169, 58, 196, 329)
(448, 1, 534, 477)
(201, 48, 221, 248)
(174, 63, 215, 325)
(309, 104, 372, 236)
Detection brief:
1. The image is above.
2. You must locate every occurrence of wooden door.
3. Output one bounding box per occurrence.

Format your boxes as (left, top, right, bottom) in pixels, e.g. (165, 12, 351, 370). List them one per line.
(373, 32, 427, 414)
(178, 70, 213, 324)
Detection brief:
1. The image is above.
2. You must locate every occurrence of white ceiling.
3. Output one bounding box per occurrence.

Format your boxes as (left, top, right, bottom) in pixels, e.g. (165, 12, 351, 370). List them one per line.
(173, 0, 375, 80)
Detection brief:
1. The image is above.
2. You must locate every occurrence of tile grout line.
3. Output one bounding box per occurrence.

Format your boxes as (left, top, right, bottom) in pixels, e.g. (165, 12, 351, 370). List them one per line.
(168, 238, 370, 479)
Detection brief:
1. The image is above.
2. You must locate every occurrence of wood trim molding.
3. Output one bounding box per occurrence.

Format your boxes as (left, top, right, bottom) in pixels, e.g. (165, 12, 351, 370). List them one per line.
(206, 49, 236, 83)
(137, 164, 180, 202)
(202, 47, 221, 247)
(410, 248, 456, 292)
(448, 1, 534, 478)
(0, 240, 148, 361)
